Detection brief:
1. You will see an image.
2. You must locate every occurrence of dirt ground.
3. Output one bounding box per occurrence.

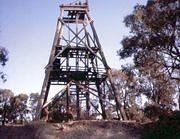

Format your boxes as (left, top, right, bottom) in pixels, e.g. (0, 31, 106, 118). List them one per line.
(0, 120, 142, 139)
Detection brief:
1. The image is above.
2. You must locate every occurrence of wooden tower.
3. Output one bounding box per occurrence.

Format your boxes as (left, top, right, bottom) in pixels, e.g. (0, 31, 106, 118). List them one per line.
(36, 0, 123, 120)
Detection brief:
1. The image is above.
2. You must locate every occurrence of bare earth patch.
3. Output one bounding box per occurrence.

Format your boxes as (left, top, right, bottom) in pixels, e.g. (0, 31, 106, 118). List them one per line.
(0, 120, 142, 139)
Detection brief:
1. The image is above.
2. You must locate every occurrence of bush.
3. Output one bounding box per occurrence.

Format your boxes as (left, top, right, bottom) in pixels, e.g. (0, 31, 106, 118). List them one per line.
(142, 111, 180, 139)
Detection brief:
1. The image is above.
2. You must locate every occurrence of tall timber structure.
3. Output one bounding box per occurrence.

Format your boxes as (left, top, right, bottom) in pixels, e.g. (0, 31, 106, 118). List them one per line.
(36, 0, 124, 120)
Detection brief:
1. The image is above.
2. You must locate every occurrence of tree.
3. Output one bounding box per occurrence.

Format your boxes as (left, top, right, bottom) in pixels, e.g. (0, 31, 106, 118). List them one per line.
(0, 90, 42, 124)
(111, 65, 176, 122)
(109, 67, 143, 121)
(118, 0, 180, 81)
(29, 93, 39, 120)
(0, 89, 13, 125)
(9, 93, 29, 123)
(118, 0, 179, 113)
(0, 47, 8, 82)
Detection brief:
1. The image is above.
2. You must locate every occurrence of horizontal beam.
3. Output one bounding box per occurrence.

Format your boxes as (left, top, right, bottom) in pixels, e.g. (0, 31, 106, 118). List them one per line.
(60, 5, 88, 12)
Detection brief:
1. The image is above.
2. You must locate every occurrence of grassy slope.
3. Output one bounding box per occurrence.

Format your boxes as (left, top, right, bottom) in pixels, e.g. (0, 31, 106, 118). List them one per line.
(0, 120, 142, 139)
(2, 112, 180, 139)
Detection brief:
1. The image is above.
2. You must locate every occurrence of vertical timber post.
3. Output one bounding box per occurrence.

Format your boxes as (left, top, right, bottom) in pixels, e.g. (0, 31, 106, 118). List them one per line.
(96, 82, 107, 119)
(76, 85, 80, 120)
(66, 84, 70, 121)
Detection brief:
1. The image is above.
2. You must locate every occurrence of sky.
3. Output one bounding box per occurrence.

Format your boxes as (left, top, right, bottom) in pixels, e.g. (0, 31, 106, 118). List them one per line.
(0, 0, 147, 95)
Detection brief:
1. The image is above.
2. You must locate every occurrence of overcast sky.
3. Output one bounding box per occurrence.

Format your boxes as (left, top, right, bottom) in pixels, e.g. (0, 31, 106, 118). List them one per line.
(0, 0, 147, 95)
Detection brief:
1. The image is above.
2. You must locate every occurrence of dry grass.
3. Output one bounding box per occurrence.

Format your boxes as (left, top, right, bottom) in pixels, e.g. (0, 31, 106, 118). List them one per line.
(0, 120, 142, 139)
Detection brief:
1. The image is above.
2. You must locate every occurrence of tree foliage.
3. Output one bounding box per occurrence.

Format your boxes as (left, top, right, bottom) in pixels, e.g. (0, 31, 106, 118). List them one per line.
(110, 64, 176, 122)
(0, 89, 40, 125)
(110, 68, 143, 121)
(115, 0, 180, 122)
(118, 0, 180, 81)
(0, 89, 14, 125)
(29, 93, 39, 120)
(9, 93, 29, 123)
(0, 47, 8, 82)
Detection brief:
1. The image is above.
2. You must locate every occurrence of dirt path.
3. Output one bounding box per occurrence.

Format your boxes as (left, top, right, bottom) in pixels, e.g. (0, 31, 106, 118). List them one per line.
(0, 120, 142, 139)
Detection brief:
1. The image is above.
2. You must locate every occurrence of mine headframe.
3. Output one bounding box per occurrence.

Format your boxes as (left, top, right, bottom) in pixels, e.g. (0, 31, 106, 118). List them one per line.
(36, 1, 123, 121)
